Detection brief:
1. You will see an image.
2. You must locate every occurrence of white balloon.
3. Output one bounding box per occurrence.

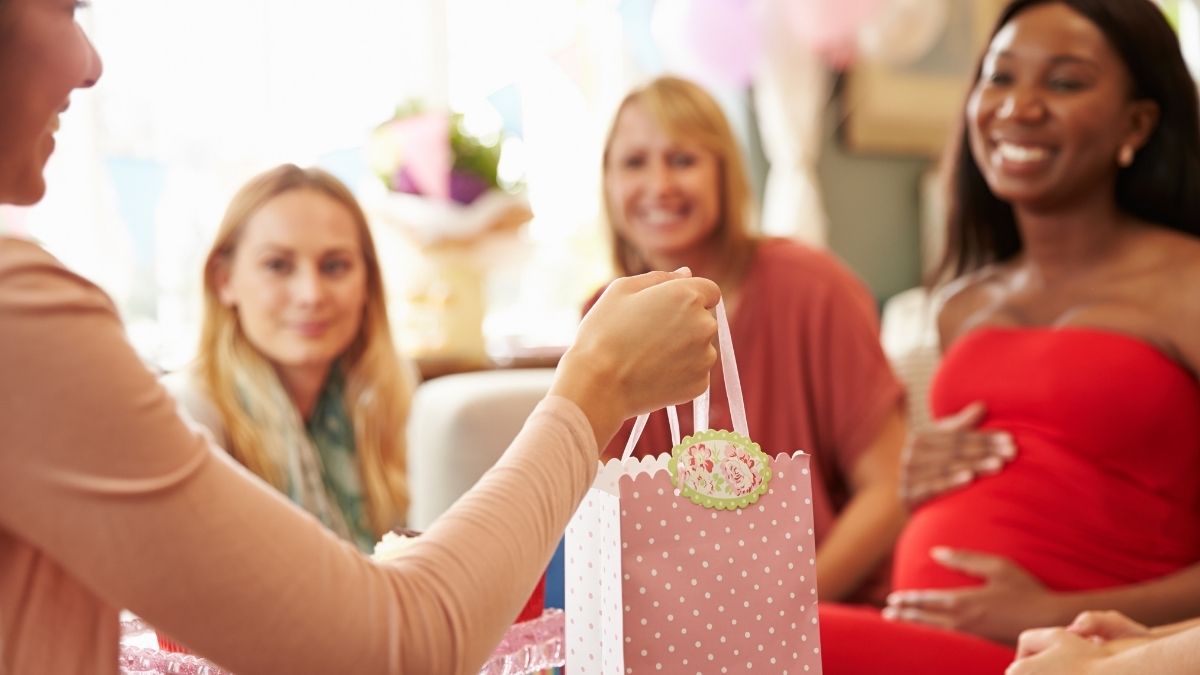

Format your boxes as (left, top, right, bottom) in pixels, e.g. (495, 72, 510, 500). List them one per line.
(857, 0, 950, 66)
(651, 0, 704, 76)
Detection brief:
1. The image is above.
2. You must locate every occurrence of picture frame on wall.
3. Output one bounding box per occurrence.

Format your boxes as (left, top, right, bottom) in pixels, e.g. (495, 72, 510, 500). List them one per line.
(841, 0, 1008, 157)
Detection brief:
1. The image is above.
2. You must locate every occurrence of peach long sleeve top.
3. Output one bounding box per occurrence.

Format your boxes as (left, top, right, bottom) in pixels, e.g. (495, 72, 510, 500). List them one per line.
(0, 237, 597, 675)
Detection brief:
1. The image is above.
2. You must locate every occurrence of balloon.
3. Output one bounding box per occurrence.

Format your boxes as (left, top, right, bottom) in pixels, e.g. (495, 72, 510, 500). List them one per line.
(684, 0, 763, 87)
(651, 0, 704, 75)
(652, 0, 762, 88)
(781, 0, 886, 66)
(857, 0, 950, 66)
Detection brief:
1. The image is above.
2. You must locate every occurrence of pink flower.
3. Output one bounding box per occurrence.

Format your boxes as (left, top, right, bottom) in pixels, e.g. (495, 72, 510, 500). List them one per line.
(719, 454, 762, 496)
(685, 443, 715, 473)
(679, 440, 763, 499)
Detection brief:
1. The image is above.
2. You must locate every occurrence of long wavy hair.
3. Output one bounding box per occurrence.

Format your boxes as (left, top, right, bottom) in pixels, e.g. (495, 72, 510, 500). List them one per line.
(602, 76, 757, 276)
(934, 0, 1200, 284)
(198, 164, 411, 533)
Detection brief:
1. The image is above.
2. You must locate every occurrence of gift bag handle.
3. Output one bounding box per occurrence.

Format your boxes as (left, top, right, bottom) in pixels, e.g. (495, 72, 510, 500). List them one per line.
(621, 299, 747, 461)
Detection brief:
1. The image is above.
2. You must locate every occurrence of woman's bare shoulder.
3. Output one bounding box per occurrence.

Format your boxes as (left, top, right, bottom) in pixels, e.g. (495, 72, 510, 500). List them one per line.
(1127, 227, 1200, 376)
(933, 265, 1010, 350)
(1136, 227, 1200, 298)
(1154, 231, 1200, 368)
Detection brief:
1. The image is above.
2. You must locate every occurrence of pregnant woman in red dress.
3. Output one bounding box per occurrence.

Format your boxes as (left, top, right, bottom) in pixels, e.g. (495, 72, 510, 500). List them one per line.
(820, 1, 1200, 672)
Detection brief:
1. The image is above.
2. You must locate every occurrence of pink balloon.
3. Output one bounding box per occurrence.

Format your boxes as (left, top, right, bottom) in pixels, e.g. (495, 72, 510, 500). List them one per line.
(784, 0, 886, 64)
(685, 0, 763, 87)
(858, 0, 949, 66)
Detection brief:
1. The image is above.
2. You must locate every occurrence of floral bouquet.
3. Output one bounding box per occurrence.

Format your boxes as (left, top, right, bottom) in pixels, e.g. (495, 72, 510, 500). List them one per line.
(368, 103, 508, 206)
(364, 103, 531, 363)
(366, 103, 530, 247)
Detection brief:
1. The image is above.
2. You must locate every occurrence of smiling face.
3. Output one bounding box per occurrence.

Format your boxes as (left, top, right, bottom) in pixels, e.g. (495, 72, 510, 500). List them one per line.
(217, 189, 368, 382)
(604, 100, 723, 267)
(966, 2, 1157, 211)
(0, 0, 102, 205)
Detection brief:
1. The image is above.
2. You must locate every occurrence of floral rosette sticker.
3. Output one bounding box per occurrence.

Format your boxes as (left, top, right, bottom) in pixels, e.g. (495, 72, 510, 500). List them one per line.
(668, 430, 772, 509)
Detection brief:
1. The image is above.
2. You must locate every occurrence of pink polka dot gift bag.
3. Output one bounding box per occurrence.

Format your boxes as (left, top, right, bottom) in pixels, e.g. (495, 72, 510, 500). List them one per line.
(566, 302, 823, 674)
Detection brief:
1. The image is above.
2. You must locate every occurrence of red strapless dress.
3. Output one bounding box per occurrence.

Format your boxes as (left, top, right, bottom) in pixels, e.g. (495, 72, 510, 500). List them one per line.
(820, 327, 1200, 674)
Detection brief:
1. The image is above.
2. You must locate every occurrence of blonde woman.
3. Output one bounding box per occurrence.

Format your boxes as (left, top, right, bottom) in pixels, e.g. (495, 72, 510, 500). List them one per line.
(589, 76, 909, 604)
(167, 164, 411, 551)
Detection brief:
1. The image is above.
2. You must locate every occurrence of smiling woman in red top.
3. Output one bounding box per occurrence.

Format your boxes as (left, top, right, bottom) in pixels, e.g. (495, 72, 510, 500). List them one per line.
(589, 76, 909, 605)
(819, 1, 1200, 672)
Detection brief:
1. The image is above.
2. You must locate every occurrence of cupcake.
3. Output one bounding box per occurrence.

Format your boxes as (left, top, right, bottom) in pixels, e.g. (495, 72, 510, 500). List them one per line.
(372, 528, 422, 562)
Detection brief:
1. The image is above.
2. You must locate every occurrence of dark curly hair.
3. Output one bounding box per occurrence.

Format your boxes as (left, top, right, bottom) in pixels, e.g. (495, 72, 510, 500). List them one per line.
(935, 0, 1200, 283)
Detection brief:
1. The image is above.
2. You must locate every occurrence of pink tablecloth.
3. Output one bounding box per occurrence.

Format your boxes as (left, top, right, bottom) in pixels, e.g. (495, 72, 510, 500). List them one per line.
(119, 610, 565, 675)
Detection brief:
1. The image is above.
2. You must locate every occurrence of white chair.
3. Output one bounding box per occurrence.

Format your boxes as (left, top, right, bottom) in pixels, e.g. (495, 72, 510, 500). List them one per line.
(406, 368, 558, 529)
(880, 287, 942, 431)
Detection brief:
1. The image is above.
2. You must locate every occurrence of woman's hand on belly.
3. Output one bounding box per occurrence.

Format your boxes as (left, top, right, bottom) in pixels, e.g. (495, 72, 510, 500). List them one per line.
(901, 402, 1016, 507)
(883, 547, 1065, 645)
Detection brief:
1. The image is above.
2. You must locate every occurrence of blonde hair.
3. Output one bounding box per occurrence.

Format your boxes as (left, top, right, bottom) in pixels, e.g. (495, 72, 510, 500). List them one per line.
(198, 164, 411, 534)
(602, 76, 756, 276)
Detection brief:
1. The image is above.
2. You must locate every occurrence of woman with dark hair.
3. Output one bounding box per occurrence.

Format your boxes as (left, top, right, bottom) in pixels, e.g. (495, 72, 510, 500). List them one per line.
(820, 0, 1200, 672)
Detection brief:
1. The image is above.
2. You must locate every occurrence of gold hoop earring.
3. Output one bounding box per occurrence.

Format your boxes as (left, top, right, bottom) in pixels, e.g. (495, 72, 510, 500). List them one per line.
(1118, 145, 1135, 167)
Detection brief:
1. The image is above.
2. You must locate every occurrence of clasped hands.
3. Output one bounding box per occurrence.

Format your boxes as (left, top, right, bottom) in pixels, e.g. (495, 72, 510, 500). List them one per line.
(1005, 611, 1153, 675)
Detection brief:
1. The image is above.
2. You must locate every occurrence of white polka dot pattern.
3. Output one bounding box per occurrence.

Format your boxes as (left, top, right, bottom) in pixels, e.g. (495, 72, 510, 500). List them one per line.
(566, 487, 625, 674)
(567, 451, 822, 674)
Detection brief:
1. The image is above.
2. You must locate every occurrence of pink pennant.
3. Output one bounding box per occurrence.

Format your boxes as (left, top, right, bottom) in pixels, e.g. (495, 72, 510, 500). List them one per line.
(393, 112, 451, 200)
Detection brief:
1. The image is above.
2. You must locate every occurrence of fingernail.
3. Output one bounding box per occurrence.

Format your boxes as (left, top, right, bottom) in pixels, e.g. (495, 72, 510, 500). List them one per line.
(951, 469, 973, 484)
(672, 266, 692, 276)
(882, 607, 898, 621)
(978, 456, 1003, 472)
(932, 546, 954, 561)
(995, 434, 1016, 457)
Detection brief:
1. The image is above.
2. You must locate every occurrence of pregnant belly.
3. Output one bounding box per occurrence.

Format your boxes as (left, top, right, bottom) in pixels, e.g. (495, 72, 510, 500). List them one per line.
(892, 485, 1053, 591)
(893, 461, 1200, 593)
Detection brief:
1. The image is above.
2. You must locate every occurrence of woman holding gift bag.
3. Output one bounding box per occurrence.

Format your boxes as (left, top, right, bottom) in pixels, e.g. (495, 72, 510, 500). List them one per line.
(165, 164, 414, 554)
(588, 75, 909, 604)
(820, 0, 1200, 672)
(0, 1, 722, 672)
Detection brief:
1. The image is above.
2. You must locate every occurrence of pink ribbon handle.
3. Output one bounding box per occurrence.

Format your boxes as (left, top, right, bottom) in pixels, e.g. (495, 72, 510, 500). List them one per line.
(620, 299, 748, 461)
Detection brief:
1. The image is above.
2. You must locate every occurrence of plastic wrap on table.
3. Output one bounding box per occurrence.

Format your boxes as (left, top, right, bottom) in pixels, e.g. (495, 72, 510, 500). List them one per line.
(119, 609, 566, 675)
